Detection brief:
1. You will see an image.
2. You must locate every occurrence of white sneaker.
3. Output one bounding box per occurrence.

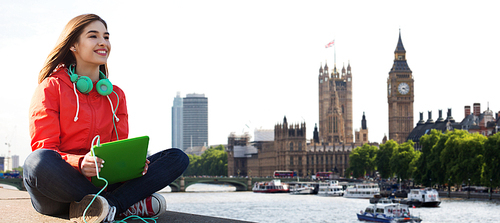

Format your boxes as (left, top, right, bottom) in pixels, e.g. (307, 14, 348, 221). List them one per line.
(69, 194, 115, 223)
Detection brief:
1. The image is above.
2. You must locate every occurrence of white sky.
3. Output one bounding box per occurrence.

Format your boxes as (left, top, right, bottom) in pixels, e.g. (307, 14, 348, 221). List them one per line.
(1, 0, 499, 165)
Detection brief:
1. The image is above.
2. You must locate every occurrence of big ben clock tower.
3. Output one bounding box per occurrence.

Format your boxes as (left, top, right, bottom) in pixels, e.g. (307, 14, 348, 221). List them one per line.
(387, 30, 414, 144)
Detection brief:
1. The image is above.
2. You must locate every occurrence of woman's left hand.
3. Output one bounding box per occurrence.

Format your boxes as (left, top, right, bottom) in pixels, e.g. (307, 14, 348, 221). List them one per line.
(142, 159, 150, 175)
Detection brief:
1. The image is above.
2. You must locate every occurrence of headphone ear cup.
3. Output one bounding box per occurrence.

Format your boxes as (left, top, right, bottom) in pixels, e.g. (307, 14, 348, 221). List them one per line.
(76, 76, 93, 94)
(69, 73, 79, 83)
(96, 79, 113, 96)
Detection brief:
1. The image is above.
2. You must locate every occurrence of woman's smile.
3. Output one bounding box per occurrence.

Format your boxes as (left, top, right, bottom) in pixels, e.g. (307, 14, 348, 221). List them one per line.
(95, 49, 108, 56)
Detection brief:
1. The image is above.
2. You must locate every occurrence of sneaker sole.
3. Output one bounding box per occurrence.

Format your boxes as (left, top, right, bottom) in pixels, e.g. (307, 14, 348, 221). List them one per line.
(151, 193, 167, 218)
(69, 194, 109, 223)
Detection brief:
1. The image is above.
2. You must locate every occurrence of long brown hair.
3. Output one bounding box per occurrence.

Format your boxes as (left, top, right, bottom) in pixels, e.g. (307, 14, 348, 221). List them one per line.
(38, 14, 108, 84)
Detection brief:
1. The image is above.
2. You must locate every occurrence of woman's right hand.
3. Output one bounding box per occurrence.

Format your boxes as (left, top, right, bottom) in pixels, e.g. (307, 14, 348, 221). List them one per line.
(80, 152, 104, 177)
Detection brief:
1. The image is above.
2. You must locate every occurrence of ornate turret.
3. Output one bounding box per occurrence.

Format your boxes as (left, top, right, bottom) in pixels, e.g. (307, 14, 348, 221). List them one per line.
(361, 112, 367, 130)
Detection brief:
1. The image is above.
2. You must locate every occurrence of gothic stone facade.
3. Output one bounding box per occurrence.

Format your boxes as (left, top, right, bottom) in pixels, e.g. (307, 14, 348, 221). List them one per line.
(227, 117, 358, 178)
(318, 63, 353, 144)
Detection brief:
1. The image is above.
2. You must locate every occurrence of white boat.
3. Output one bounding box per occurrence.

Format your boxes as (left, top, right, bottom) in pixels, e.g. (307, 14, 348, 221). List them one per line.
(317, 180, 344, 196)
(252, 179, 289, 193)
(344, 183, 380, 199)
(357, 200, 422, 222)
(405, 188, 441, 207)
(289, 182, 317, 195)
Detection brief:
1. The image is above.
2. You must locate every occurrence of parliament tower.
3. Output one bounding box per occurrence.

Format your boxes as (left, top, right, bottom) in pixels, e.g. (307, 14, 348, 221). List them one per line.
(387, 31, 414, 144)
(318, 62, 353, 144)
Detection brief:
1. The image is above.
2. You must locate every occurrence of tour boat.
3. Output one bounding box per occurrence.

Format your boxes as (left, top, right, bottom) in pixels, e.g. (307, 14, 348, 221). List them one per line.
(402, 188, 441, 207)
(317, 180, 344, 196)
(289, 182, 317, 195)
(344, 183, 380, 199)
(357, 199, 422, 222)
(252, 179, 289, 193)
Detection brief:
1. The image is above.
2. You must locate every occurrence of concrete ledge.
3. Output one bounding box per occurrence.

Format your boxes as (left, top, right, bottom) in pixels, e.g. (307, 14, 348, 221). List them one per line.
(0, 188, 252, 223)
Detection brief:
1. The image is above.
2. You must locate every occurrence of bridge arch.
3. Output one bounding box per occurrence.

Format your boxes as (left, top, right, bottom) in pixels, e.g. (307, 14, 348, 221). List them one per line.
(184, 178, 248, 191)
(0, 178, 25, 191)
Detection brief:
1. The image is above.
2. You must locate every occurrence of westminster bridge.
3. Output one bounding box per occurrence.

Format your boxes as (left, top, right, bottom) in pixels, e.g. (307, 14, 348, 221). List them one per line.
(2, 177, 499, 200)
(0, 177, 293, 192)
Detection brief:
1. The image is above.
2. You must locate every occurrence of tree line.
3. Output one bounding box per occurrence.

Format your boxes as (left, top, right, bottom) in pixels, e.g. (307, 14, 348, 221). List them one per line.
(183, 145, 228, 176)
(347, 129, 500, 189)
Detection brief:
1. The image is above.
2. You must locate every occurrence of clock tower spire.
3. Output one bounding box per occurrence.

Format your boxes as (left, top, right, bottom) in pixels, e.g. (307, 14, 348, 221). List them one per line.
(387, 30, 414, 144)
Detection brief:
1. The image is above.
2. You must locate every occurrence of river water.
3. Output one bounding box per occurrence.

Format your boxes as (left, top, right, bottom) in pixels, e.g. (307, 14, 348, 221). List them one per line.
(160, 184, 500, 223)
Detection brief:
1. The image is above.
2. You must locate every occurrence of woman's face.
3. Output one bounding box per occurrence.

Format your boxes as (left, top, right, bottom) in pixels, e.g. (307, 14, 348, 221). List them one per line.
(72, 20, 110, 67)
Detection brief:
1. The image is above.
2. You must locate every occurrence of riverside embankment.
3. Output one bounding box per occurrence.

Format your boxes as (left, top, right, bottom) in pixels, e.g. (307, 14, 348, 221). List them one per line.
(0, 187, 252, 223)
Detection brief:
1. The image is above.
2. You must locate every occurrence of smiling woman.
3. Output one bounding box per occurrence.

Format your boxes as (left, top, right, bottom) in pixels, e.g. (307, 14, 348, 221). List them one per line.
(23, 14, 189, 223)
(37, 14, 110, 84)
(70, 21, 111, 82)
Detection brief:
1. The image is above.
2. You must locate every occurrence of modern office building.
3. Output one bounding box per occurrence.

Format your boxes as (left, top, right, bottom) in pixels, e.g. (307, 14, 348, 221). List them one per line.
(172, 92, 183, 149)
(173, 93, 208, 150)
(0, 157, 4, 172)
(11, 155, 19, 169)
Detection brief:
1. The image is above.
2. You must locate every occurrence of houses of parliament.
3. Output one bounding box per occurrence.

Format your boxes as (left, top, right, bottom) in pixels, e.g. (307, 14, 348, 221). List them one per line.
(227, 32, 413, 178)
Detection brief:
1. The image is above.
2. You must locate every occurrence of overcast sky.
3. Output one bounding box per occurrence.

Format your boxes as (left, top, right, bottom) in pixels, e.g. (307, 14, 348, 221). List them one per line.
(1, 0, 499, 165)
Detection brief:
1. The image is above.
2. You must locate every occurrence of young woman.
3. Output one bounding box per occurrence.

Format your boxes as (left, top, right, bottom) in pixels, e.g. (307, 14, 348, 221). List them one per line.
(23, 14, 189, 222)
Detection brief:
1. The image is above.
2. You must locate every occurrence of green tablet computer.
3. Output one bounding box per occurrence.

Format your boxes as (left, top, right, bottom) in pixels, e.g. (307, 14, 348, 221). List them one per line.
(91, 136, 149, 187)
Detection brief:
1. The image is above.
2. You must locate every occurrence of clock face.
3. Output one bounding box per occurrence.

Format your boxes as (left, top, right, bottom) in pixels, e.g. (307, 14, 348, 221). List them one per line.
(398, 82, 410, 95)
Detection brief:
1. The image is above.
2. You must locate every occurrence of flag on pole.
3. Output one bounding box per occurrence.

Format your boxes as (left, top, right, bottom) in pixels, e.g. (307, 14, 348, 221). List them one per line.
(325, 39, 334, 48)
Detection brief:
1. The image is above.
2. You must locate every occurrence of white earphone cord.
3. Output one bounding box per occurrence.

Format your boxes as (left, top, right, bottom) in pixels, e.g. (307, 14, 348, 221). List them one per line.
(107, 95, 120, 122)
(73, 83, 80, 122)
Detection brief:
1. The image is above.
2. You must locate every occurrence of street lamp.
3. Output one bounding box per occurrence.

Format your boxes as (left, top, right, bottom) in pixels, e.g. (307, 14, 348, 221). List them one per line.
(448, 178, 451, 198)
(467, 178, 470, 199)
(490, 178, 493, 200)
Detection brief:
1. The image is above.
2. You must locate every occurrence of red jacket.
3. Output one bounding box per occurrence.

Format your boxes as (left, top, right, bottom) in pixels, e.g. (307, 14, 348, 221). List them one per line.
(29, 66, 129, 172)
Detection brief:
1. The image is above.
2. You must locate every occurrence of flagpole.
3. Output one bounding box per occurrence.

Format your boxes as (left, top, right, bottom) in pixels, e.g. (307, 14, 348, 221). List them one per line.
(334, 39, 336, 67)
(325, 39, 335, 71)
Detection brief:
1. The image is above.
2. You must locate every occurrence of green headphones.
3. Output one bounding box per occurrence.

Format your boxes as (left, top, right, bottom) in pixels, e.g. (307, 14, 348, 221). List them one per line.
(68, 64, 113, 96)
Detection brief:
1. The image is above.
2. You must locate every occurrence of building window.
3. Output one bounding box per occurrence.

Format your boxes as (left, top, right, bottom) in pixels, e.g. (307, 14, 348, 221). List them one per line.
(333, 117, 337, 133)
(290, 142, 294, 151)
(290, 157, 294, 166)
(298, 157, 302, 165)
(298, 142, 302, 151)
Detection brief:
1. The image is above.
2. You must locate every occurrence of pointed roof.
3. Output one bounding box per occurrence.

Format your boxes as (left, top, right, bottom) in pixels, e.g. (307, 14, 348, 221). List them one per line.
(395, 29, 406, 53)
(390, 30, 412, 73)
(361, 112, 367, 130)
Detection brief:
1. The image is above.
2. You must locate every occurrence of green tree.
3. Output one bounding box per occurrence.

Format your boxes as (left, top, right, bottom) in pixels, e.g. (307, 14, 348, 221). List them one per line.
(348, 144, 377, 178)
(427, 130, 449, 187)
(390, 140, 418, 182)
(440, 130, 466, 186)
(414, 129, 442, 186)
(183, 145, 228, 176)
(482, 132, 500, 188)
(184, 154, 202, 176)
(441, 130, 486, 186)
(376, 140, 398, 179)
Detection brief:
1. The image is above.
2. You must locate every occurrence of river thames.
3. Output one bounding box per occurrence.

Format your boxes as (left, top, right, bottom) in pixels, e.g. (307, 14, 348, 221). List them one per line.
(160, 184, 500, 223)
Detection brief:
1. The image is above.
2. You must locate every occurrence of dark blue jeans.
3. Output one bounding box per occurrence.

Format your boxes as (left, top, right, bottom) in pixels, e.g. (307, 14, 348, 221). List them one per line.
(23, 148, 189, 216)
